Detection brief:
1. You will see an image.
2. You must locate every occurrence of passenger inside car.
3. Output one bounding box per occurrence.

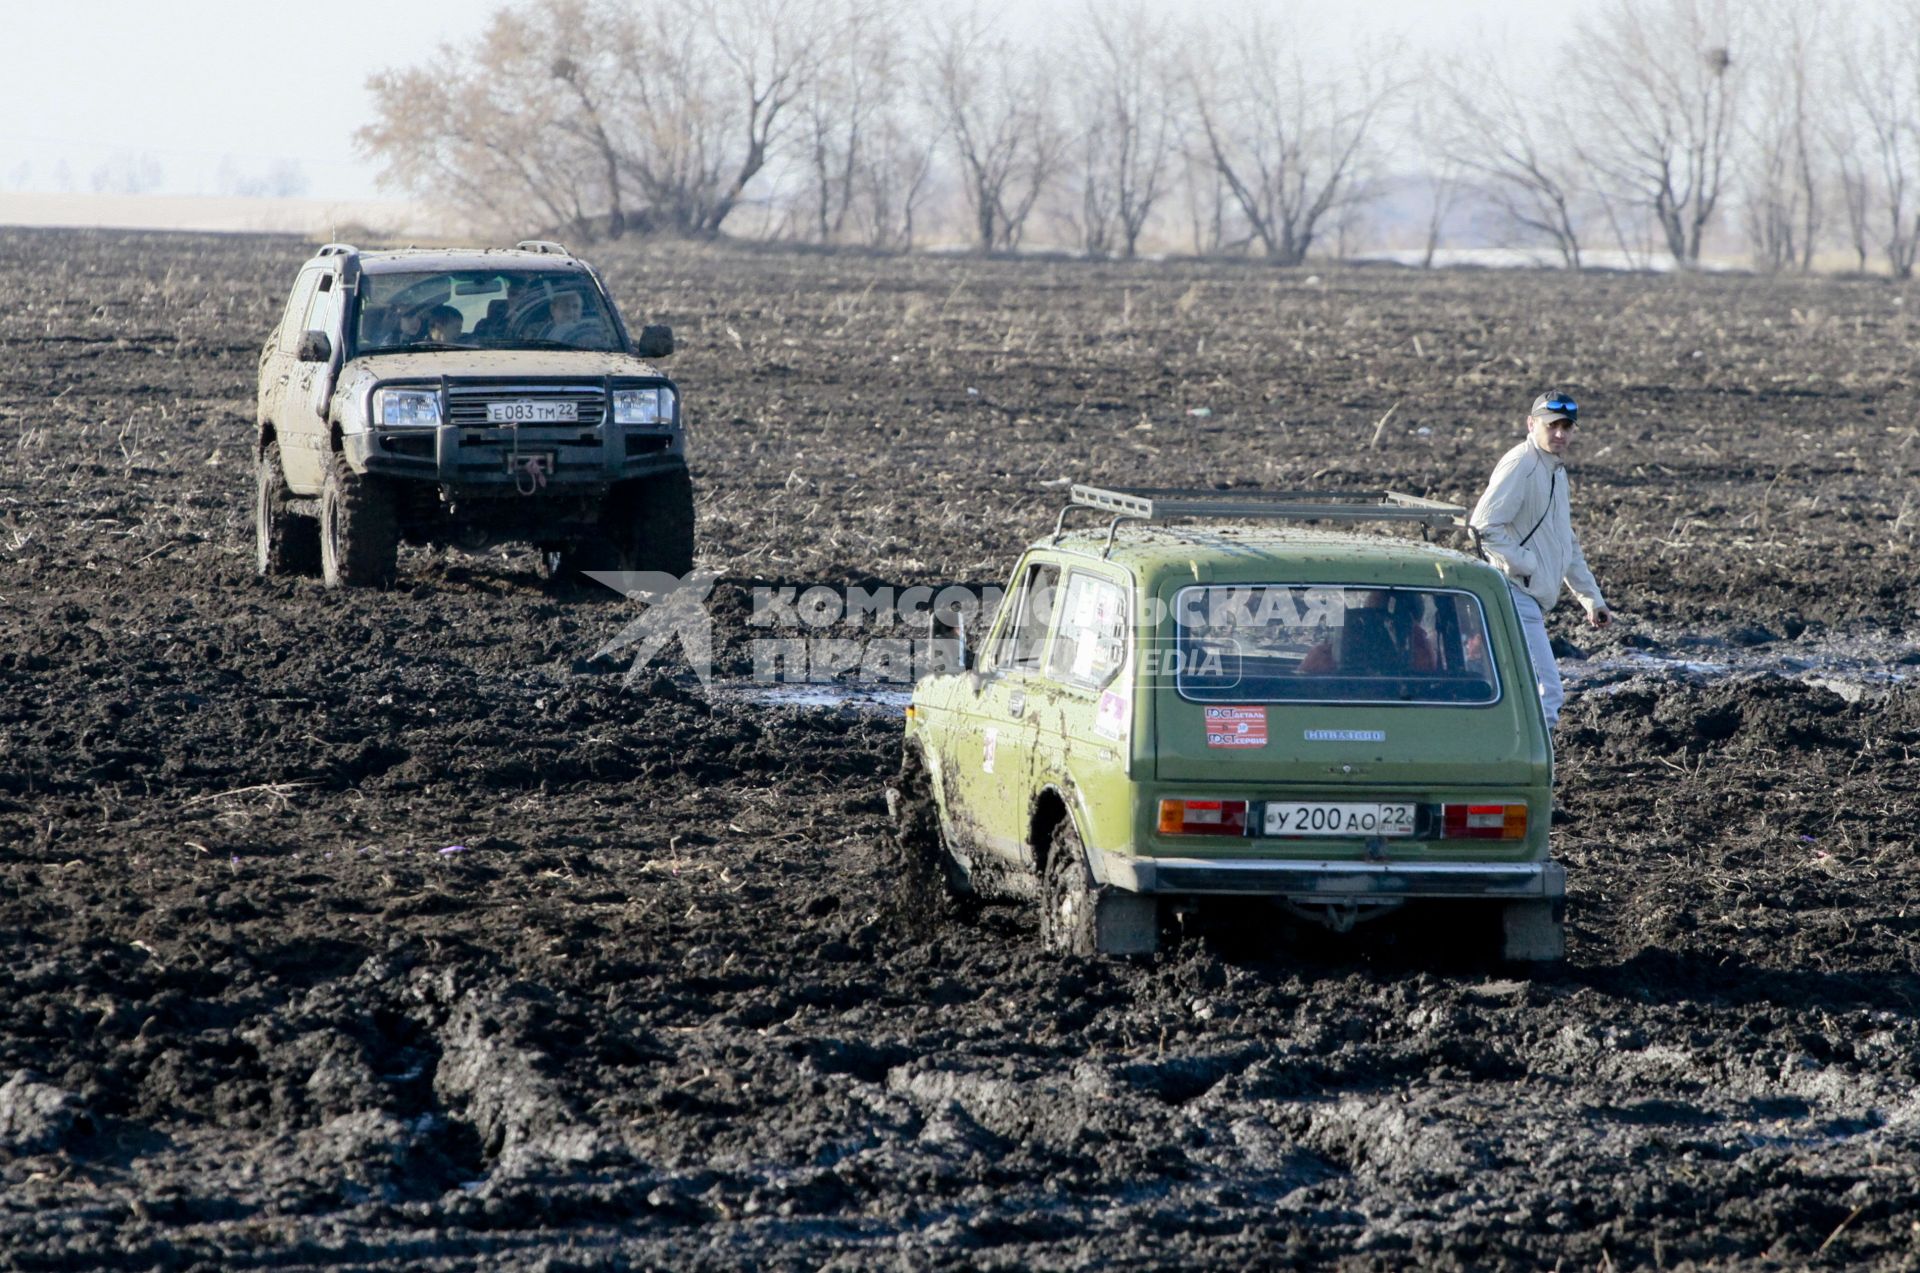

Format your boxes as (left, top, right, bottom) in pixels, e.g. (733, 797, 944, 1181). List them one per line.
(424, 305, 465, 343)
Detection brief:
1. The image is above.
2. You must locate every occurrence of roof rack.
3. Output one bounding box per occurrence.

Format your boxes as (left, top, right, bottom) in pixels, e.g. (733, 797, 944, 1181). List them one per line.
(314, 243, 359, 258)
(1054, 485, 1468, 557)
(514, 239, 571, 255)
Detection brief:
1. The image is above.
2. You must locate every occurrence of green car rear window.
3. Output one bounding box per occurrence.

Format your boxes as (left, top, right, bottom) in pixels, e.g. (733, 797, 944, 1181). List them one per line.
(1173, 584, 1501, 706)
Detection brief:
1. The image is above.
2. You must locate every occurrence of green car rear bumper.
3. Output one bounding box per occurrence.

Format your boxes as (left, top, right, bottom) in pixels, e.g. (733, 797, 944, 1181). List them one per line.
(1096, 853, 1565, 901)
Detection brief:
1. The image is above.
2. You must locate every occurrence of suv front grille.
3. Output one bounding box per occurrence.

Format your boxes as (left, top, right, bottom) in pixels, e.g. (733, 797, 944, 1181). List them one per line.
(445, 382, 606, 428)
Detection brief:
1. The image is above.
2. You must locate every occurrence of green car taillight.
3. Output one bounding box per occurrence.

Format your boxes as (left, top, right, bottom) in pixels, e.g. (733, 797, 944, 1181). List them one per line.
(1157, 798, 1249, 836)
(1439, 803, 1529, 840)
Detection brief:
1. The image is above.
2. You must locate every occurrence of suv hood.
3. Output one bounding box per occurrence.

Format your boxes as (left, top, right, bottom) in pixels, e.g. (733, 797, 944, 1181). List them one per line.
(346, 349, 666, 380)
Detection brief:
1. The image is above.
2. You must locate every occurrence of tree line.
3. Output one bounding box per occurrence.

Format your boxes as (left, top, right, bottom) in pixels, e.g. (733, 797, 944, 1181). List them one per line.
(359, 0, 1920, 275)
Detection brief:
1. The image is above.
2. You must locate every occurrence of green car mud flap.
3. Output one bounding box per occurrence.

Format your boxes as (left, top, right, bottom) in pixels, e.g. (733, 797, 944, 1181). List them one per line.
(1095, 891, 1159, 956)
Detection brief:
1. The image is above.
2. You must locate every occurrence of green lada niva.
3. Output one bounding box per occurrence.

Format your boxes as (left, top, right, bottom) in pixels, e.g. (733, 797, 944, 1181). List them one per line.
(893, 486, 1564, 961)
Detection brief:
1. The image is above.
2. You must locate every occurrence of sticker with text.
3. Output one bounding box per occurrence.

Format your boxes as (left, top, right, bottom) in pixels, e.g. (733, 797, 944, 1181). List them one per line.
(1094, 690, 1129, 741)
(1205, 705, 1268, 749)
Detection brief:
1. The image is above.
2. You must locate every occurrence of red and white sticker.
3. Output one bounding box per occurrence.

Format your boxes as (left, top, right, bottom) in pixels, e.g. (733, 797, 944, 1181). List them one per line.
(1204, 705, 1268, 749)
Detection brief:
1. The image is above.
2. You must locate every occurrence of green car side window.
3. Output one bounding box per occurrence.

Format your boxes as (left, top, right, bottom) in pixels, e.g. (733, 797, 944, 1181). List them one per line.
(1044, 570, 1128, 689)
(986, 561, 1060, 674)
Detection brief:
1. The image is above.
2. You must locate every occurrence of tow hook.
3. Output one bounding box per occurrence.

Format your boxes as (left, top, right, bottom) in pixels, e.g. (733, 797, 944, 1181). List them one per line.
(512, 454, 550, 495)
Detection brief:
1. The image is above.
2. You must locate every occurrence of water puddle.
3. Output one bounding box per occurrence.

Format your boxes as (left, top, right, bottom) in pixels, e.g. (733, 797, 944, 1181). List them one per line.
(1562, 629, 1918, 701)
(728, 683, 912, 714)
(694, 632, 1916, 712)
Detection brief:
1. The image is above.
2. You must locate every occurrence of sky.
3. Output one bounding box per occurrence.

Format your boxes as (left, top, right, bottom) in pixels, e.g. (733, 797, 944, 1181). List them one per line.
(0, 0, 1582, 203)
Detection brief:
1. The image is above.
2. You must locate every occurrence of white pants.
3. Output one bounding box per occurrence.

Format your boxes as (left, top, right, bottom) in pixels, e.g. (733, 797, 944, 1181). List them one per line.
(1508, 583, 1563, 728)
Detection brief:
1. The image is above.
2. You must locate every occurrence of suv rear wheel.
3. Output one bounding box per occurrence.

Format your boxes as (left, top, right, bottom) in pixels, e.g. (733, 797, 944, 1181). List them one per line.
(1041, 819, 1159, 957)
(255, 440, 320, 578)
(319, 453, 400, 589)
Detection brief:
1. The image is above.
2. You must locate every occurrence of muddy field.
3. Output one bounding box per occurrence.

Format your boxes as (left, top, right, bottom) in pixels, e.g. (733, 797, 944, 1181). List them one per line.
(1, 225, 1917, 1270)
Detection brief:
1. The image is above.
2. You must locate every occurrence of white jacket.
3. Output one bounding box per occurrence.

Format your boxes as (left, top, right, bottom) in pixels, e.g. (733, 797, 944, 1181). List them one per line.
(1469, 438, 1605, 616)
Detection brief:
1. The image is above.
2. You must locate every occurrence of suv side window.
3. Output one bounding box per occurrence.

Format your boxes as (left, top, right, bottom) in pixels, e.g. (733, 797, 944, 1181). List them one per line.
(986, 561, 1060, 674)
(1045, 570, 1128, 689)
(300, 274, 337, 337)
(277, 271, 321, 354)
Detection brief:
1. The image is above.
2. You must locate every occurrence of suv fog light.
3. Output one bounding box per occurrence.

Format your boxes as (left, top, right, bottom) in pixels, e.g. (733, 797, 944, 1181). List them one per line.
(1158, 798, 1248, 836)
(1439, 803, 1529, 840)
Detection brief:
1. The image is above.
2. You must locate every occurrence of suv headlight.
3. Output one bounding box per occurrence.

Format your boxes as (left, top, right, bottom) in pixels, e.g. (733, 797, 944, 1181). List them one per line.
(613, 387, 675, 425)
(373, 388, 442, 428)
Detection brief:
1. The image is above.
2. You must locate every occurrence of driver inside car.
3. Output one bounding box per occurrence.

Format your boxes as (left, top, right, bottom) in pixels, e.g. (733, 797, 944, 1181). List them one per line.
(1299, 590, 1437, 675)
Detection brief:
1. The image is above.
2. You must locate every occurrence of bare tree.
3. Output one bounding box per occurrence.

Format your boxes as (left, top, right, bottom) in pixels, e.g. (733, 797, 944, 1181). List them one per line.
(1432, 49, 1585, 268)
(792, 0, 899, 243)
(699, 0, 826, 233)
(1066, 3, 1175, 259)
(1737, 0, 1826, 271)
(924, 9, 1066, 252)
(1184, 16, 1398, 265)
(361, 0, 824, 240)
(853, 110, 938, 249)
(1176, 148, 1231, 256)
(1837, 3, 1920, 277)
(89, 152, 164, 196)
(360, 6, 610, 241)
(1418, 162, 1465, 269)
(1569, 0, 1743, 267)
(1832, 149, 1875, 273)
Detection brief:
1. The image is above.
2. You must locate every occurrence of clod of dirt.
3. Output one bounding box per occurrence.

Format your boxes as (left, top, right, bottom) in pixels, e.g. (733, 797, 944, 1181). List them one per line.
(433, 992, 603, 1178)
(1550, 635, 1586, 659)
(1728, 624, 1780, 647)
(0, 1069, 90, 1152)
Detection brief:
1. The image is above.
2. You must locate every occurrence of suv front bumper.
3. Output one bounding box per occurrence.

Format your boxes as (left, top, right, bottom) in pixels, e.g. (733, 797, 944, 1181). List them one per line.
(345, 425, 682, 489)
(1096, 853, 1564, 902)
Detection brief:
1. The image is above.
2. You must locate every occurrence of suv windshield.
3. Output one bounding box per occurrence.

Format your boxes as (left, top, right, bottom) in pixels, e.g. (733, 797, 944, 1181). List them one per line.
(1174, 584, 1500, 705)
(353, 269, 621, 354)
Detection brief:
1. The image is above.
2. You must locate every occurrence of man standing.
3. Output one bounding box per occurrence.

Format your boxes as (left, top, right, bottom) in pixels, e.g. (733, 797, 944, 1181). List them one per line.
(1470, 391, 1611, 728)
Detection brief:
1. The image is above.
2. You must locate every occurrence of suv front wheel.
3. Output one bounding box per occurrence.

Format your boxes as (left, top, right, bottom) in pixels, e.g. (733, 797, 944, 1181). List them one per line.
(320, 454, 400, 589)
(255, 440, 320, 578)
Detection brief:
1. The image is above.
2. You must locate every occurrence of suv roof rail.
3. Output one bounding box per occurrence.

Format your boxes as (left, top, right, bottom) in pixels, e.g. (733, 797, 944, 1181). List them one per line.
(1056, 485, 1468, 555)
(314, 243, 359, 258)
(514, 239, 571, 255)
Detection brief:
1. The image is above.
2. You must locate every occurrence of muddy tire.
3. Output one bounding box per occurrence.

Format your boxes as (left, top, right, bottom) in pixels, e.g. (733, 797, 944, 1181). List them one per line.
(1041, 819, 1159, 957)
(319, 453, 399, 589)
(885, 746, 963, 923)
(255, 440, 319, 578)
(621, 466, 696, 577)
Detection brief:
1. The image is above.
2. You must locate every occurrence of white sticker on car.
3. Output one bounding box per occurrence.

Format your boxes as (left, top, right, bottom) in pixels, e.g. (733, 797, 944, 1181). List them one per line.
(982, 726, 998, 774)
(1304, 729, 1385, 742)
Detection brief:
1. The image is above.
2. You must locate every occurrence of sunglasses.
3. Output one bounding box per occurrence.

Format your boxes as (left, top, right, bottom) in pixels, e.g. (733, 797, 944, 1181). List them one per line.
(1535, 398, 1578, 424)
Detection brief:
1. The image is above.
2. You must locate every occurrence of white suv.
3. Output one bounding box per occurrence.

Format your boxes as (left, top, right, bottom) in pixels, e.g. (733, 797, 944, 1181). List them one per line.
(254, 241, 690, 588)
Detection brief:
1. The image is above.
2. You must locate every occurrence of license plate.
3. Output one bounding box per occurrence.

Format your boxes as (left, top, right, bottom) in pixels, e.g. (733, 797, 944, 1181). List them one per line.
(486, 400, 578, 424)
(1263, 802, 1417, 838)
